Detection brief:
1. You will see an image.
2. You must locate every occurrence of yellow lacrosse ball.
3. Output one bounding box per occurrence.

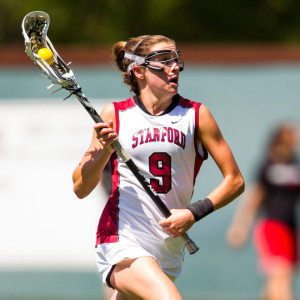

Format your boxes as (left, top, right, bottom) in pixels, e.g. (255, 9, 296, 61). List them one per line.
(37, 48, 54, 65)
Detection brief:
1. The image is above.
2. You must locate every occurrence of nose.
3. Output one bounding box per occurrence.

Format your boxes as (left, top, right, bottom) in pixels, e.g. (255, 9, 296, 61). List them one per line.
(169, 59, 184, 72)
(169, 60, 180, 72)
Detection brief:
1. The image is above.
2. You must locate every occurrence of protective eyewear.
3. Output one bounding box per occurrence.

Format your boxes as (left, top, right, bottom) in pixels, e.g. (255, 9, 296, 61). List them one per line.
(125, 50, 184, 72)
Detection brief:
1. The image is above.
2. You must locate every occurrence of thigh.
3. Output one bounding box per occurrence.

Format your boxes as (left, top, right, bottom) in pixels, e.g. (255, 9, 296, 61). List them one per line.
(110, 256, 182, 300)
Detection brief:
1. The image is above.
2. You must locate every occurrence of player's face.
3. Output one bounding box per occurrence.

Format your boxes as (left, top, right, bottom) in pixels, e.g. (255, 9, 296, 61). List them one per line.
(143, 42, 180, 98)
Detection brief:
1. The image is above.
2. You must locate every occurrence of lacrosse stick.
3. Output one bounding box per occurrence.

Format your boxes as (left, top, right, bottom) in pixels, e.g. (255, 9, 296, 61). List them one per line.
(21, 11, 199, 254)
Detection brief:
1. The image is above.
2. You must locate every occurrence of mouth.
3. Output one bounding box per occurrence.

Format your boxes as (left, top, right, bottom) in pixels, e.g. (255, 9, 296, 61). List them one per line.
(170, 76, 178, 85)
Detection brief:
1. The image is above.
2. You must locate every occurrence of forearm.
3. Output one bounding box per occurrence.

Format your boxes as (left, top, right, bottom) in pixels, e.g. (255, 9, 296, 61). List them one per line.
(206, 173, 245, 211)
(72, 146, 112, 199)
(73, 115, 118, 199)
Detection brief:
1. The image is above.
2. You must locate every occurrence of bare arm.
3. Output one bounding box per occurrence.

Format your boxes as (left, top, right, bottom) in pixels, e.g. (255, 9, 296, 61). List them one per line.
(226, 183, 266, 248)
(198, 104, 245, 210)
(72, 103, 118, 199)
(159, 104, 244, 237)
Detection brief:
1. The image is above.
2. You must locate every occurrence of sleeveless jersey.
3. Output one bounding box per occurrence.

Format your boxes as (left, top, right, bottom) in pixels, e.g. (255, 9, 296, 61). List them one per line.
(96, 94, 207, 268)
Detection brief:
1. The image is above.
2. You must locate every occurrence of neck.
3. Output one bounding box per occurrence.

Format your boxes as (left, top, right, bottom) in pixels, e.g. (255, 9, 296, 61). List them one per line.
(142, 97, 171, 115)
(134, 94, 180, 116)
(139, 90, 175, 116)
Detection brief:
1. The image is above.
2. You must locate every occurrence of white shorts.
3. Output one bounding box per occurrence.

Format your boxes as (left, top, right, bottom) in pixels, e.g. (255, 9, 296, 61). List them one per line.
(95, 238, 180, 288)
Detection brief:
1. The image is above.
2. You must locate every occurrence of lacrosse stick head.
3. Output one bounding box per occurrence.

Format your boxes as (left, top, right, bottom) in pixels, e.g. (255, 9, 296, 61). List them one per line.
(22, 11, 77, 90)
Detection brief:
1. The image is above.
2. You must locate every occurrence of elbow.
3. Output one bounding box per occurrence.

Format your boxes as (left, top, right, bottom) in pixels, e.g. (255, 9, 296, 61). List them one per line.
(235, 174, 245, 197)
(73, 180, 89, 199)
(72, 170, 88, 199)
(73, 185, 86, 199)
(72, 174, 99, 199)
(74, 191, 86, 200)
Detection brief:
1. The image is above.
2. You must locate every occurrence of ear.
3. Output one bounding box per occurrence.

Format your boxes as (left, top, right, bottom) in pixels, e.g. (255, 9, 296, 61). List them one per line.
(132, 65, 145, 80)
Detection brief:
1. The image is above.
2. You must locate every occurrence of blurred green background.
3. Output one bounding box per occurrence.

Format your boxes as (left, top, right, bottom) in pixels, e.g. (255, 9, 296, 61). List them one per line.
(0, 1, 300, 300)
(3, 0, 300, 45)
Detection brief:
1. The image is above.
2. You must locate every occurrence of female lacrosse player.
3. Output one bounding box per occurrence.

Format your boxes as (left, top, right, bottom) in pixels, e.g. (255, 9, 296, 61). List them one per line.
(72, 35, 244, 300)
(227, 122, 300, 300)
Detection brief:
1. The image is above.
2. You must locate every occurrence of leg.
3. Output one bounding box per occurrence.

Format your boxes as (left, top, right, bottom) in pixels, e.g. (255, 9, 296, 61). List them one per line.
(109, 289, 127, 300)
(262, 268, 294, 300)
(254, 220, 297, 300)
(102, 285, 115, 300)
(109, 256, 182, 300)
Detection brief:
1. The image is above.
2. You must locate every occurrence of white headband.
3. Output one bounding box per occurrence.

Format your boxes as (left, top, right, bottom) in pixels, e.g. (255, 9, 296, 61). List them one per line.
(124, 52, 146, 72)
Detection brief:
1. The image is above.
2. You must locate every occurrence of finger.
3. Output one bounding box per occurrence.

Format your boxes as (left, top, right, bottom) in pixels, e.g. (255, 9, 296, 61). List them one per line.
(171, 229, 181, 238)
(160, 224, 170, 231)
(163, 225, 181, 236)
(94, 122, 108, 130)
(105, 137, 119, 147)
(95, 126, 115, 140)
(107, 119, 114, 129)
(158, 218, 167, 226)
(99, 134, 118, 147)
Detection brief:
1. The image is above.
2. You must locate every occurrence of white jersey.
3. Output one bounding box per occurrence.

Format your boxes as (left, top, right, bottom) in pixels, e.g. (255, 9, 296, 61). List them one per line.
(96, 94, 207, 277)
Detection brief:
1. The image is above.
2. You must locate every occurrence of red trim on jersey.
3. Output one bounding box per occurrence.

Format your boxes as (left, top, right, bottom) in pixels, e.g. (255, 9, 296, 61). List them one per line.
(113, 97, 136, 134)
(96, 98, 136, 246)
(178, 97, 208, 184)
(114, 97, 136, 113)
(96, 152, 119, 245)
(113, 102, 119, 135)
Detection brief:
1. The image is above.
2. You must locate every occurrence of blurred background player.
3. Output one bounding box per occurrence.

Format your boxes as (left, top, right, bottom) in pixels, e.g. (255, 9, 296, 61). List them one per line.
(226, 122, 300, 300)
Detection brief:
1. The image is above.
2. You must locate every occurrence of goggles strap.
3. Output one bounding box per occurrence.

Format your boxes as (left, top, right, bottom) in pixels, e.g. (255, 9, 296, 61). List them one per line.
(124, 52, 145, 72)
(124, 35, 152, 73)
(132, 35, 152, 54)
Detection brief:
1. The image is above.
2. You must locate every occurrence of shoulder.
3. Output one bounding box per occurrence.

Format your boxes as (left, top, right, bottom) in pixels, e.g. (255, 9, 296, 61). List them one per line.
(100, 102, 116, 123)
(198, 104, 216, 124)
(197, 104, 223, 142)
(114, 96, 136, 111)
(177, 97, 215, 131)
(178, 96, 202, 110)
(100, 97, 136, 121)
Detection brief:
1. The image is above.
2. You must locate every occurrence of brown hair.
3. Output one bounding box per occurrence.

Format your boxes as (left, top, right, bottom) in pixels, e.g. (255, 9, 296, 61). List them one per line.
(267, 122, 299, 162)
(112, 35, 175, 94)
